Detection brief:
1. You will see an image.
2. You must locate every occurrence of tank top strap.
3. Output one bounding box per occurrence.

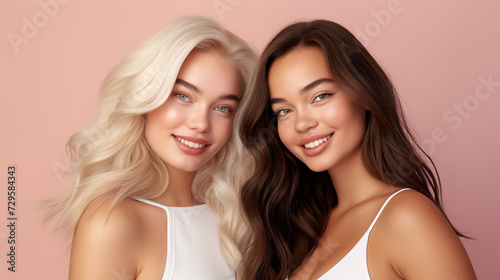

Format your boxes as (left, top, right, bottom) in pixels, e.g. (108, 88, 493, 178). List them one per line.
(133, 198, 169, 212)
(366, 188, 411, 233)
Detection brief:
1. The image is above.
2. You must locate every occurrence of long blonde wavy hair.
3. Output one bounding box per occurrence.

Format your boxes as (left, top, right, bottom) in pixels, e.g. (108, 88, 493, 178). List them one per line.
(42, 15, 257, 273)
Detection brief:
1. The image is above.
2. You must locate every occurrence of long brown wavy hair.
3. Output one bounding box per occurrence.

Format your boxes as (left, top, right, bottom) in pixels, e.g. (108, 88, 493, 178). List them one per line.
(239, 20, 464, 280)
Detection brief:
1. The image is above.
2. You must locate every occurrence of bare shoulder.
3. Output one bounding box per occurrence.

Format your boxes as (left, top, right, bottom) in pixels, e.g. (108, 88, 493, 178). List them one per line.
(381, 189, 448, 231)
(82, 197, 141, 227)
(69, 197, 144, 280)
(74, 197, 144, 248)
(374, 189, 477, 279)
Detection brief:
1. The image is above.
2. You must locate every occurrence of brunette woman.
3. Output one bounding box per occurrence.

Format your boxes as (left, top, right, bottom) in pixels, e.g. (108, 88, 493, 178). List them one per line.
(240, 20, 476, 280)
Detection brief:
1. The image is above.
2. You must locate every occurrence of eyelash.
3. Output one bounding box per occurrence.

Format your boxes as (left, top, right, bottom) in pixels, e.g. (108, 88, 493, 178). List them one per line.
(313, 92, 332, 102)
(214, 106, 232, 114)
(275, 108, 292, 117)
(274, 92, 333, 117)
(174, 92, 191, 102)
(174, 93, 233, 114)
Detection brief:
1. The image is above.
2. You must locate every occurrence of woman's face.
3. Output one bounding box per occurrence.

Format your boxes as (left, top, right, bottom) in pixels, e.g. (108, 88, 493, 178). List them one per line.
(268, 46, 366, 172)
(145, 50, 241, 173)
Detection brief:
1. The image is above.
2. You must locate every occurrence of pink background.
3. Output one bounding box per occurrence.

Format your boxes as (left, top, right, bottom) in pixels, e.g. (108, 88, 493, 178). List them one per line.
(1, 0, 499, 279)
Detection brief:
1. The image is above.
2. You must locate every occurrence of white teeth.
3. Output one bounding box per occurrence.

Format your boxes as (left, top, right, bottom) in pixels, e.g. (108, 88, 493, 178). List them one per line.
(304, 135, 331, 149)
(176, 137, 206, 149)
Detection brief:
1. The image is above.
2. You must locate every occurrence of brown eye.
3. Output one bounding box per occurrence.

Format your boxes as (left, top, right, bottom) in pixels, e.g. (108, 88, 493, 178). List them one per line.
(276, 108, 292, 117)
(313, 93, 332, 102)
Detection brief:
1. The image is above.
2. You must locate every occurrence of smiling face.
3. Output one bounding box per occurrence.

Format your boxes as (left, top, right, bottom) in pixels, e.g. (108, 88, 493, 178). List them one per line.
(268, 46, 366, 172)
(145, 50, 241, 173)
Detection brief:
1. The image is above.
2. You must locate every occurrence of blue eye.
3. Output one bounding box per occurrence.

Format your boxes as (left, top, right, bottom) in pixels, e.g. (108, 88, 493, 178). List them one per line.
(313, 93, 332, 102)
(214, 106, 231, 113)
(175, 93, 190, 102)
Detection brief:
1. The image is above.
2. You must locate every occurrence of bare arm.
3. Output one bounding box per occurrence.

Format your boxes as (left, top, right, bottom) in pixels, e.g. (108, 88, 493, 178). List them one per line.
(382, 191, 476, 280)
(69, 201, 139, 280)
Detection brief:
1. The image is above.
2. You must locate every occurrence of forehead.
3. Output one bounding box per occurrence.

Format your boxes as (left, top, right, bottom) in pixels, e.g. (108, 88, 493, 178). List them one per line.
(268, 47, 332, 96)
(177, 50, 242, 96)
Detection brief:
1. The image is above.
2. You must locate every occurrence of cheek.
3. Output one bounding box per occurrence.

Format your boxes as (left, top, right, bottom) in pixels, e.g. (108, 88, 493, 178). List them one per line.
(319, 98, 351, 123)
(144, 105, 185, 140)
(332, 103, 367, 140)
(213, 117, 234, 143)
(277, 122, 294, 147)
(161, 105, 187, 125)
(149, 103, 189, 130)
(344, 102, 367, 131)
(321, 100, 365, 128)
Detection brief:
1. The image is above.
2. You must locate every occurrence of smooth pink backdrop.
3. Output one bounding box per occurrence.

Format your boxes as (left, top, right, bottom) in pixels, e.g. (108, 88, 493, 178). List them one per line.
(1, 0, 499, 279)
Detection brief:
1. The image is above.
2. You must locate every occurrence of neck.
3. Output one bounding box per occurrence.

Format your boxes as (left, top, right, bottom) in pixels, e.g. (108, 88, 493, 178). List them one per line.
(328, 148, 390, 211)
(156, 165, 199, 207)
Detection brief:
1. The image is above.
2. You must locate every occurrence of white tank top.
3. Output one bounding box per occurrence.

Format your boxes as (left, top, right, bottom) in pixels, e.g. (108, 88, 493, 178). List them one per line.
(134, 198, 234, 280)
(318, 188, 411, 279)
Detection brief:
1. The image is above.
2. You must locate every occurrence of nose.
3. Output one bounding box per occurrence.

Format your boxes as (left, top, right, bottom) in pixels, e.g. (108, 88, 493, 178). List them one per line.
(294, 109, 318, 133)
(187, 106, 210, 132)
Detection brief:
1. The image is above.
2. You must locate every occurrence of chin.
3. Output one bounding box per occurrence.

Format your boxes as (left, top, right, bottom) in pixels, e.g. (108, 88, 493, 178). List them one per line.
(308, 166, 329, 173)
(300, 158, 337, 173)
(179, 166, 201, 173)
(184, 162, 209, 172)
(164, 160, 208, 173)
(302, 162, 330, 173)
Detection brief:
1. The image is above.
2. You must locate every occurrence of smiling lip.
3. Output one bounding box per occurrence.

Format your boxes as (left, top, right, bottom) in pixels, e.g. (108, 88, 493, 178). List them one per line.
(172, 135, 211, 155)
(299, 133, 333, 157)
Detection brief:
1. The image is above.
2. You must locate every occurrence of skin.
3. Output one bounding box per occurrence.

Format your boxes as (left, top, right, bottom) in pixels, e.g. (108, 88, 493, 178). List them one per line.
(68, 50, 242, 280)
(269, 46, 476, 280)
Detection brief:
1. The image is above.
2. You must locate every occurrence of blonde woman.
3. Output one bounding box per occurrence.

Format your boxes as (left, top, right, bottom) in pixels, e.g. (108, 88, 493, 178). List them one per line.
(43, 15, 256, 279)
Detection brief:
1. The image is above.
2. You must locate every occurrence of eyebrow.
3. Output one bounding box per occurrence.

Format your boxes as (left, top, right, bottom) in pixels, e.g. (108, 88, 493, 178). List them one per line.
(175, 78, 240, 102)
(175, 79, 201, 93)
(219, 94, 240, 102)
(301, 78, 335, 94)
(269, 78, 335, 106)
